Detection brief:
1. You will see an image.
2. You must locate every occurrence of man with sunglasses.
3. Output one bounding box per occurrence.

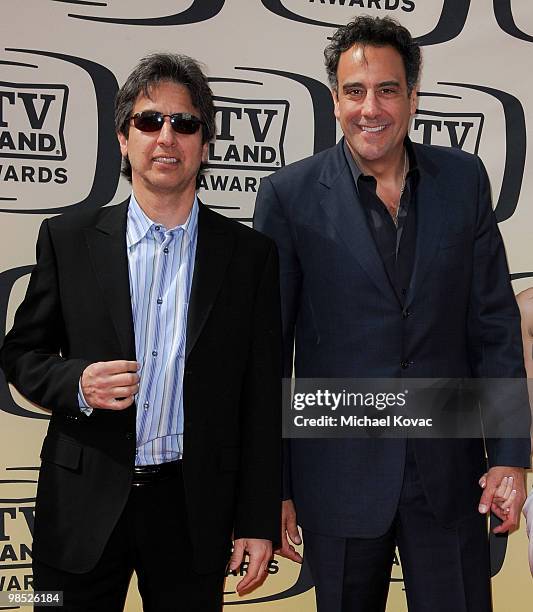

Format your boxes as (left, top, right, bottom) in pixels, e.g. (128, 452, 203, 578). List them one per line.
(0, 53, 281, 611)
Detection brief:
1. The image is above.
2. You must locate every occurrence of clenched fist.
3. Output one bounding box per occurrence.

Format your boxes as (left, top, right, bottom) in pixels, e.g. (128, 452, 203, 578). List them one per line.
(81, 360, 140, 410)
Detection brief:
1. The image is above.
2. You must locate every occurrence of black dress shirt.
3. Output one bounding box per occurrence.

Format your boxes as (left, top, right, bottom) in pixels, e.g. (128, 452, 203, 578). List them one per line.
(344, 138, 419, 305)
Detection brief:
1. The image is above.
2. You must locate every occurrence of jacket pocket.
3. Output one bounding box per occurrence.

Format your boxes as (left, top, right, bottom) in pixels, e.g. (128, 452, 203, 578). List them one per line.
(40, 436, 82, 471)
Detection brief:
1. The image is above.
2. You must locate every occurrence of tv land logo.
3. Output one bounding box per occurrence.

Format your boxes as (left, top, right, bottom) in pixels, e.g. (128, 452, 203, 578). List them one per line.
(0, 82, 68, 192)
(0, 470, 36, 604)
(260, 0, 470, 45)
(201, 68, 336, 222)
(0, 48, 120, 215)
(199, 96, 289, 216)
(53, 0, 225, 26)
(210, 98, 289, 171)
(0, 83, 67, 161)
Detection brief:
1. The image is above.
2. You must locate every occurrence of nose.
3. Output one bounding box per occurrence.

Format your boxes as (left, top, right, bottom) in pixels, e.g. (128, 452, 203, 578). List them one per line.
(361, 90, 380, 118)
(156, 116, 176, 146)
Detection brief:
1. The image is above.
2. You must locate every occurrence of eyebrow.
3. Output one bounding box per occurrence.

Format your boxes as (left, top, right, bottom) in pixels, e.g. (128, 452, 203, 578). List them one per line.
(378, 80, 401, 88)
(342, 80, 401, 92)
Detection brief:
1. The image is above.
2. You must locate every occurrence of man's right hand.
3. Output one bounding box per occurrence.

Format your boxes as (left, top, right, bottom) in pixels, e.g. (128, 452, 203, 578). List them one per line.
(275, 499, 303, 563)
(81, 360, 139, 410)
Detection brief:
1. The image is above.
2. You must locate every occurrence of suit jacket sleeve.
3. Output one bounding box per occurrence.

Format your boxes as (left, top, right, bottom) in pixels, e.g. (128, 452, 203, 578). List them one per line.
(0, 218, 90, 415)
(467, 157, 531, 467)
(254, 175, 302, 500)
(232, 240, 282, 543)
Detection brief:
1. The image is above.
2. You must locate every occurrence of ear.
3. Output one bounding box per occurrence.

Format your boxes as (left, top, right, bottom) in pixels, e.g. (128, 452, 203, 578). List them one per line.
(409, 87, 418, 117)
(332, 88, 341, 120)
(117, 131, 128, 158)
(201, 141, 208, 164)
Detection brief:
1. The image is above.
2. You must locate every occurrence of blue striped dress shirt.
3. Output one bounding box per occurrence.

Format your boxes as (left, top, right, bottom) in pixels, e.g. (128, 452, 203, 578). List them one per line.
(126, 194, 198, 466)
(78, 195, 198, 465)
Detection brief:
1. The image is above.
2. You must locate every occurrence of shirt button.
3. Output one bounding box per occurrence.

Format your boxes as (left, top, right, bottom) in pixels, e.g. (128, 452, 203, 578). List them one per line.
(143, 401, 149, 409)
(152, 350, 158, 357)
(400, 360, 410, 369)
(402, 309, 411, 319)
(155, 225, 160, 231)
(163, 247, 169, 254)
(157, 298, 163, 305)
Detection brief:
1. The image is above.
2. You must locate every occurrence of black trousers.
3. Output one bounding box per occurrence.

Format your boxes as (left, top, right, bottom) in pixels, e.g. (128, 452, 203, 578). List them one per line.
(303, 445, 492, 612)
(33, 464, 225, 612)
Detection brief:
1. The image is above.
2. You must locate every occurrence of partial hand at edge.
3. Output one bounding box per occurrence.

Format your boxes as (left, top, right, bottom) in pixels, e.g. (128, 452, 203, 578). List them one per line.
(274, 499, 302, 563)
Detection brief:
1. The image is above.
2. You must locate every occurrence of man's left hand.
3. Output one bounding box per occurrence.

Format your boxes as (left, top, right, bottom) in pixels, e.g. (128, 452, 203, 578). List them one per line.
(478, 466, 527, 533)
(229, 538, 272, 595)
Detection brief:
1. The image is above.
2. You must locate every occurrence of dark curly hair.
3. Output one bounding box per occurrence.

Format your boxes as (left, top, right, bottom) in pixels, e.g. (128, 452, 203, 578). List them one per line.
(115, 52, 215, 187)
(324, 15, 421, 94)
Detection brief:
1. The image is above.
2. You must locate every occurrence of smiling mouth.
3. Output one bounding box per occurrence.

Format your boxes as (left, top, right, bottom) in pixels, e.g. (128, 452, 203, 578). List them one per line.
(359, 125, 388, 133)
(153, 157, 178, 164)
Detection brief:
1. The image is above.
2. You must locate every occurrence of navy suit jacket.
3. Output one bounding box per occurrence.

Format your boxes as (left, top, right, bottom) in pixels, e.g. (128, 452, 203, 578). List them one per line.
(254, 139, 530, 538)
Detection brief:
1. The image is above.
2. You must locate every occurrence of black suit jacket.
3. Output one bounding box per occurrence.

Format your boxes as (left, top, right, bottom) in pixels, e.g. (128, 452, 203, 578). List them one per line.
(254, 139, 530, 538)
(0, 200, 282, 574)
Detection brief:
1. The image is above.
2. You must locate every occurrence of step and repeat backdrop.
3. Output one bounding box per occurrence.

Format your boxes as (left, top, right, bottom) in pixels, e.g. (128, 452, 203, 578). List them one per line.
(1, 0, 533, 609)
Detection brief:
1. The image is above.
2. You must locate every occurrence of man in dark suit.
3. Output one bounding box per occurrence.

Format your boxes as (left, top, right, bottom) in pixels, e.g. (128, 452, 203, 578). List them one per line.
(0, 53, 281, 611)
(254, 16, 530, 612)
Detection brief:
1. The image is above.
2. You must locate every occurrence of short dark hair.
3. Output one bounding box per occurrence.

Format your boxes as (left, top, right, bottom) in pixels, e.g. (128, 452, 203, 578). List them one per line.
(115, 52, 215, 186)
(324, 16, 421, 94)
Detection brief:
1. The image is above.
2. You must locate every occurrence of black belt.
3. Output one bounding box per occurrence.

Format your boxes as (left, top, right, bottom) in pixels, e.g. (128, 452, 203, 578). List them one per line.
(132, 460, 181, 487)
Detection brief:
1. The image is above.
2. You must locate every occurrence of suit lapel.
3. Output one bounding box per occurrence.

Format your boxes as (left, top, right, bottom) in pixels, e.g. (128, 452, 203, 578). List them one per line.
(84, 201, 136, 360)
(405, 147, 446, 308)
(185, 203, 235, 359)
(319, 141, 398, 303)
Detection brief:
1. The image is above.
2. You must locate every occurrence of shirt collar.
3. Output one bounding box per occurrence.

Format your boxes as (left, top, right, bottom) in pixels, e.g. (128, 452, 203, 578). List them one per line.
(343, 136, 419, 189)
(126, 193, 199, 248)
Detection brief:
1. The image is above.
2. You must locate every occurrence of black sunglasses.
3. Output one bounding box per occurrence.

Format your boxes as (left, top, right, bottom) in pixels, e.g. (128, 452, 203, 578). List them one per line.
(130, 111, 204, 134)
